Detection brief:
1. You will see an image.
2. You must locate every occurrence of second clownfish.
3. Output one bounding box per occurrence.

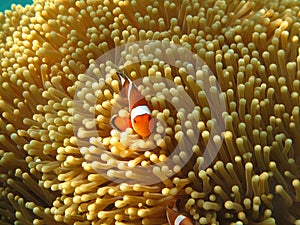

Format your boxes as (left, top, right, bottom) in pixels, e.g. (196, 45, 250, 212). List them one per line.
(166, 207, 194, 225)
(111, 72, 156, 138)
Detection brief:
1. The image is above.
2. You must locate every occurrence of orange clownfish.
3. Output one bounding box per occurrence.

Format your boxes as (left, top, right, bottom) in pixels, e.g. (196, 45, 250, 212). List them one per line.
(166, 208, 194, 225)
(111, 72, 155, 138)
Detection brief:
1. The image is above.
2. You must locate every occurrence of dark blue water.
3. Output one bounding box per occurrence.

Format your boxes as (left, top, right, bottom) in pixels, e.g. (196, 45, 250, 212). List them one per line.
(0, 0, 33, 12)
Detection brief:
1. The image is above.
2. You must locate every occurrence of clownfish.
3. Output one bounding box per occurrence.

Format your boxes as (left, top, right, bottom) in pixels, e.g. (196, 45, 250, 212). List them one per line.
(166, 207, 194, 225)
(111, 72, 155, 138)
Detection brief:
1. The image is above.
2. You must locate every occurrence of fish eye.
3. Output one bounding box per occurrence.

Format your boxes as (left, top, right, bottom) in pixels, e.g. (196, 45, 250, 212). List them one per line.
(134, 118, 137, 123)
(148, 115, 151, 120)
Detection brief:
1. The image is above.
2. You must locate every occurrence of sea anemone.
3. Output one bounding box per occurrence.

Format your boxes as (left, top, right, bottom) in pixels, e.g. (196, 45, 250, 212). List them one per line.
(0, 0, 300, 225)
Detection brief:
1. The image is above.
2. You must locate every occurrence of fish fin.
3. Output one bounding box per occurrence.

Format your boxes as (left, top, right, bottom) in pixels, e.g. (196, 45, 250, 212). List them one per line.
(129, 84, 148, 110)
(149, 117, 158, 133)
(116, 72, 131, 98)
(116, 72, 128, 85)
(156, 100, 163, 111)
(166, 207, 179, 225)
(116, 72, 148, 110)
(166, 207, 194, 225)
(149, 98, 163, 112)
(111, 115, 132, 131)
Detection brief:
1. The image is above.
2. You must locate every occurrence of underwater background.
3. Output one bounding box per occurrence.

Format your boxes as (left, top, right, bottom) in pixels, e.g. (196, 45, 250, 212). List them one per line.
(0, 0, 32, 12)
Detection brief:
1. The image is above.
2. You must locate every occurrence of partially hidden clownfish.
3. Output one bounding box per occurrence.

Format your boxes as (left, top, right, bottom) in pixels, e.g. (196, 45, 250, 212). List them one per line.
(166, 207, 194, 225)
(111, 72, 156, 138)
